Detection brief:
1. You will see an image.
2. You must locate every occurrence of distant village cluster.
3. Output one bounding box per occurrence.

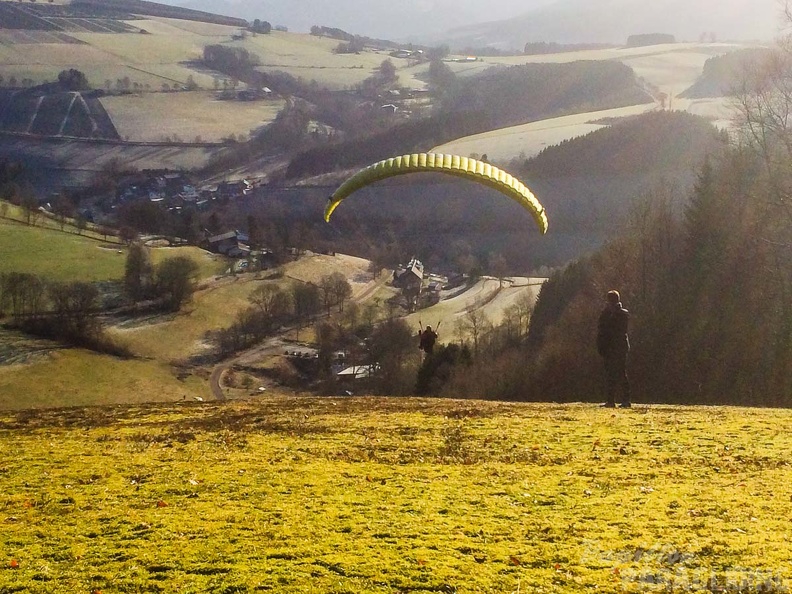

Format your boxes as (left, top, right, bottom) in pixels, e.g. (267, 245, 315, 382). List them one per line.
(112, 172, 260, 214)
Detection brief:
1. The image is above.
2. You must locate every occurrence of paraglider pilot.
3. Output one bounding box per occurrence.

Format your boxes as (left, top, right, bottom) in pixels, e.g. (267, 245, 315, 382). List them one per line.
(419, 325, 438, 355)
(597, 290, 631, 408)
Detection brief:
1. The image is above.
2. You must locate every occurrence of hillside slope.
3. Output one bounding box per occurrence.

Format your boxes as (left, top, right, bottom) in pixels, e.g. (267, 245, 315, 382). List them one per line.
(284, 60, 652, 180)
(1, 397, 791, 592)
(427, 0, 780, 50)
(0, 88, 120, 139)
(680, 47, 776, 98)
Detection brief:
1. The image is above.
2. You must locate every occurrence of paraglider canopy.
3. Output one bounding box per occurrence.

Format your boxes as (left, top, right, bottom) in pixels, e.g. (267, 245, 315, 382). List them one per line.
(324, 153, 548, 234)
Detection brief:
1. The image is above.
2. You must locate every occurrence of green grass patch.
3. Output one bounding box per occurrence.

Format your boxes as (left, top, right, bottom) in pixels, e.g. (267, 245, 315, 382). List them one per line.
(0, 217, 125, 282)
(0, 398, 790, 592)
(112, 275, 263, 361)
(148, 246, 227, 281)
(0, 208, 225, 284)
(0, 349, 208, 409)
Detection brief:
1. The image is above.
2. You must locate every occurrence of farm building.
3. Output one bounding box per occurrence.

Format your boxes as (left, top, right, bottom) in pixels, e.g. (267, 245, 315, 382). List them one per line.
(393, 258, 424, 291)
(206, 230, 250, 257)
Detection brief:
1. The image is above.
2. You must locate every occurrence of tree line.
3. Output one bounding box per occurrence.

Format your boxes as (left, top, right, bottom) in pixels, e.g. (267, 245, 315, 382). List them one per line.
(0, 245, 201, 357)
(214, 272, 352, 357)
(0, 273, 129, 356)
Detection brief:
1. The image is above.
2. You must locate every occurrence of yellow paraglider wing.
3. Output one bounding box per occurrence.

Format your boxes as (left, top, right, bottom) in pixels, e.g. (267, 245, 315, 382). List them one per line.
(324, 153, 548, 234)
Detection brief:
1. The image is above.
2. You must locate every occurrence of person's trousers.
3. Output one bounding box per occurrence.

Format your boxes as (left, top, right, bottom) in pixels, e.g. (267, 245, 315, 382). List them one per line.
(603, 353, 630, 405)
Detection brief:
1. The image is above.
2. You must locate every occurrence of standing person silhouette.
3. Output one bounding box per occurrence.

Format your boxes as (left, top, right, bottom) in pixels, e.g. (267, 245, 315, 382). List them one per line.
(597, 290, 631, 408)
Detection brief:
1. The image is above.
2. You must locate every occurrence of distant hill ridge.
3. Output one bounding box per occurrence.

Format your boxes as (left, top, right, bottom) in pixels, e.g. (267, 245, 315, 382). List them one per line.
(426, 0, 778, 49)
(0, 0, 247, 29)
(77, 0, 247, 27)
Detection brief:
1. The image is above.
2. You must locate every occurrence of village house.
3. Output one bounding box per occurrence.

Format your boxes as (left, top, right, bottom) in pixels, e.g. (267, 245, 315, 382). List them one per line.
(217, 180, 247, 200)
(206, 230, 250, 257)
(393, 258, 424, 310)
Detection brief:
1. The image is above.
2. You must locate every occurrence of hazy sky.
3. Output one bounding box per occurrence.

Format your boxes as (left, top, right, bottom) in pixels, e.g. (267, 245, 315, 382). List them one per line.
(172, 0, 782, 44)
(175, 0, 560, 38)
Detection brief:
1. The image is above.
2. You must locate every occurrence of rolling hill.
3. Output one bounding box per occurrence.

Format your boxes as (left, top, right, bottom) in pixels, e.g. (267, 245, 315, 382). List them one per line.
(680, 47, 777, 98)
(174, 0, 552, 39)
(424, 0, 781, 50)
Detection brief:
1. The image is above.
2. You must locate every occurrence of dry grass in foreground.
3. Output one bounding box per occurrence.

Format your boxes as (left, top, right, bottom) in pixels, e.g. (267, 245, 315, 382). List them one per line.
(1, 398, 791, 592)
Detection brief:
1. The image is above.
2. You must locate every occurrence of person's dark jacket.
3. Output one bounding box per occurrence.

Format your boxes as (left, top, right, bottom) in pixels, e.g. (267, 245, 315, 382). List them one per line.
(597, 303, 630, 357)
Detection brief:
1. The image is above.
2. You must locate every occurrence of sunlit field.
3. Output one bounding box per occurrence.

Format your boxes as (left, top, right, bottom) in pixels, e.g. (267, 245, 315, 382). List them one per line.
(1, 397, 790, 593)
(0, 218, 124, 282)
(0, 350, 208, 409)
(101, 92, 285, 142)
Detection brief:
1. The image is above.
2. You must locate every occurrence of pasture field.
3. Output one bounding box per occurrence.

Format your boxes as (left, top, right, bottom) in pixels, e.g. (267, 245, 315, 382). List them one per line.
(0, 135, 222, 174)
(0, 15, 234, 89)
(111, 275, 265, 362)
(101, 91, 285, 142)
(71, 30, 204, 67)
(0, 212, 224, 283)
(115, 253, 379, 362)
(0, 397, 790, 593)
(148, 245, 226, 280)
(0, 43, 115, 68)
(237, 31, 420, 90)
(0, 201, 116, 242)
(0, 217, 125, 282)
(134, 16, 240, 38)
(404, 277, 544, 336)
(0, 62, 212, 96)
(282, 252, 374, 293)
(0, 349, 208, 409)
(432, 104, 656, 162)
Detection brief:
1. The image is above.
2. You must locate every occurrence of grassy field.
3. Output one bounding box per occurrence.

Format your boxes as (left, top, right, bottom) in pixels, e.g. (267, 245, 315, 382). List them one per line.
(0, 212, 224, 283)
(235, 31, 422, 90)
(111, 275, 264, 362)
(404, 277, 544, 334)
(0, 15, 232, 99)
(114, 253, 377, 362)
(0, 136, 222, 173)
(148, 246, 226, 281)
(0, 349, 209, 409)
(431, 104, 656, 164)
(0, 218, 125, 282)
(0, 19, 422, 92)
(101, 91, 285, 142)
(0, 397, 790, 593)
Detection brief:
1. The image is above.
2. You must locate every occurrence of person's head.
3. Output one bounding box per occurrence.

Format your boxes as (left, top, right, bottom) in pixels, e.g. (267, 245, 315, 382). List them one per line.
(606, 290, 621, 305)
